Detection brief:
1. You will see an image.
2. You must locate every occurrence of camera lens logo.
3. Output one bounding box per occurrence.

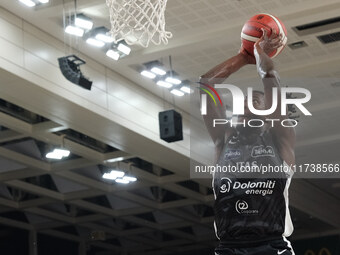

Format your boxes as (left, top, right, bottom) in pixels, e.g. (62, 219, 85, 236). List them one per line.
(198, 82, 223, 116)
(200, 84, 311, 117)
(235, 200, 249, 214)
(220, 177, 232, 193)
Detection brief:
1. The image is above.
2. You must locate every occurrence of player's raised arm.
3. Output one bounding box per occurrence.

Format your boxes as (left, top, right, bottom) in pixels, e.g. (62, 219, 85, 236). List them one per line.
(254, 29, 296, 165)
(199, 53, 251, 146)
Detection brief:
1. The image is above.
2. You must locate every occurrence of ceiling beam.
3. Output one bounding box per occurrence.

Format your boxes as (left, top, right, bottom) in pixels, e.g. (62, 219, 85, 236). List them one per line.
(0, 215, 33, 230)
(0, 167, 44, 182)
(5, 180, 64, 200)
(0, 130, 27, 143)
(18, 197, 56, 209)
(32, 121, 67, 133)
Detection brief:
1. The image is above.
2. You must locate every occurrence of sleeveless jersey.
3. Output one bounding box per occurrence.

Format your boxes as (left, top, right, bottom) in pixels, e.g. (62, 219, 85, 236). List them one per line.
(212, 129, 294, 245)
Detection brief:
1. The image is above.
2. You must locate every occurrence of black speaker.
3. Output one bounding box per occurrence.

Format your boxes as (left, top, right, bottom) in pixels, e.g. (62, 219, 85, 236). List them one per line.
(58, 55, 92, 90)
(159, 110, 183, 143)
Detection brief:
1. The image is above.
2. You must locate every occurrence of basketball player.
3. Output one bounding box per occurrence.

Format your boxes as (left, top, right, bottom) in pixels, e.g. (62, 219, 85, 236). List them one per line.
(200, 29, 295, 255)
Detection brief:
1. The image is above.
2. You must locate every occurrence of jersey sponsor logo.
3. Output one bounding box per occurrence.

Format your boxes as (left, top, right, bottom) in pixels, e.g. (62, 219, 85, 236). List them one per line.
(235, 200, 248, 213)
(234, 180, 276, 189)
(220, 177, 232, 193)
(224, 149, 241, 160)
(219, 178, 276, 196)
(235, 200, 258, 214)
(277, 249, 287, 255)
(251, 145, 275, 157)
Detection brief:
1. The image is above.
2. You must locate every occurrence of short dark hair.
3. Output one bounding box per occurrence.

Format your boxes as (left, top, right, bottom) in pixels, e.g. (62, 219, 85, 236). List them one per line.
(253, 90, 264, 96)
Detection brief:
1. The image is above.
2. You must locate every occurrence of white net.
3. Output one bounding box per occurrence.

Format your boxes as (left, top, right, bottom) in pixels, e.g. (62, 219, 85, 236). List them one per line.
(106, 0, 173, 48)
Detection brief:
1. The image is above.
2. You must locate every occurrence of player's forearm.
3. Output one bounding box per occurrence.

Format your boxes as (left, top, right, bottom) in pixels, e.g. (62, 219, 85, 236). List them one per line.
(254, 42, 283, 116)
(199, 54, 247, 141)
(254, 45, 276, 79)
(200, 53, 248, 84)
(261, 61, 284, 118)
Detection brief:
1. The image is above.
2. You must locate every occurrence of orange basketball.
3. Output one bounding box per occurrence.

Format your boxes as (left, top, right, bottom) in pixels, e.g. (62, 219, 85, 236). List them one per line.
(241, 13, 287, 58)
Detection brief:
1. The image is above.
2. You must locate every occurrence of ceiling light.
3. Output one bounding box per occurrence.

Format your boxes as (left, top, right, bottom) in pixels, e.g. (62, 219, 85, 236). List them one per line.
(53, 149, 70, 157)
(170, 89, 184, 97)
(117, 43, 131, 55)
(151, 67, 166, 76)
(65, 25, 84, 37)
(166, 77, 181, 85)
(180, 86, 193, 93)
(38, 0, 49, 3)
(102, 173, 115, 180)
(46, 152, 63, 160)
(86, 38, 105, 48)
(75, 15, 93, 30)
(102, 170, 125, 180)
(143, 61, 166, 76)
(115, 178, 130, 184)
(164, 71, 182, 85)
(45, 148, 70, 160)
(105, 157, 125, 163)
(141, 70, 156, 79)
(95, 33, 114, 43)
(109, 170, 125, 178)
(123, 176, 137, 182)
(157, 80, 173, 88)
(106, 50, 120, 60)
(19, 0, 36, 7)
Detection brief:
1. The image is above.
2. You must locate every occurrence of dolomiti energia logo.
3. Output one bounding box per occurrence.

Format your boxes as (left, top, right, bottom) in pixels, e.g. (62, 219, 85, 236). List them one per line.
(220, 179, 276, 196)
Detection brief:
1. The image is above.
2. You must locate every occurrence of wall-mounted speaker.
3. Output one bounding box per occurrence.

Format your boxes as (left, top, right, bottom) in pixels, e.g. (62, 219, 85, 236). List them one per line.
(158, 110, 183, 143)
(58, 55, 92, 90)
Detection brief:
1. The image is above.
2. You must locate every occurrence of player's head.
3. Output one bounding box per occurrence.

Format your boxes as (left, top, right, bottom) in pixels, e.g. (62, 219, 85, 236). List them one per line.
(239, 90, 265, 119)
(236, 90, 266, 133)
(248, 90, 265, 114)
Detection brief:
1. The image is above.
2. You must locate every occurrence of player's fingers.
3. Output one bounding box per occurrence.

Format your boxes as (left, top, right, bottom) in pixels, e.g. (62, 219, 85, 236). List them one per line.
(271, 36, 281, 44)
(270, 38, 283, 45)
(271, 41, 284, 49)
(271, 38, 283, 45)
(271, 34, 283, 46)
(271, 29, 278, 39)
(270, 35, 281, 43)
(262, 28, 268, 39)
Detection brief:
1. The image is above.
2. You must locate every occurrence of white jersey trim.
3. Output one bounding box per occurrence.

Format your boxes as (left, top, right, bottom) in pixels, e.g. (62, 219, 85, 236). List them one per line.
(283, 236, 295, 255)
(283, 161, 294, 237)
(212, 171, 220, 240)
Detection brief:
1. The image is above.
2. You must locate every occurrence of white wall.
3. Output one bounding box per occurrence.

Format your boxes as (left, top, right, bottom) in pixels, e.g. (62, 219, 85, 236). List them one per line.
(0, 7, 215, 174)
(0, 8, 174, 150)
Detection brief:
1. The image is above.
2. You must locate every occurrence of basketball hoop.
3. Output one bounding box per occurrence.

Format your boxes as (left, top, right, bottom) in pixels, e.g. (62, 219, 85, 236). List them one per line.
(106, 0, 173, 48)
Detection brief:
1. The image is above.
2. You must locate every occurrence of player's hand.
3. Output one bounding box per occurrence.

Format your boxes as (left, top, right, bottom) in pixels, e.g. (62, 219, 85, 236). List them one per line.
(254, 28, 283, 56)
(254, 29, 283, 78)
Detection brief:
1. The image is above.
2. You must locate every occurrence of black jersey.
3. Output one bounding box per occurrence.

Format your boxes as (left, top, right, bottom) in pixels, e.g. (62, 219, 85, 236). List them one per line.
(213, 129, 294, 246)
